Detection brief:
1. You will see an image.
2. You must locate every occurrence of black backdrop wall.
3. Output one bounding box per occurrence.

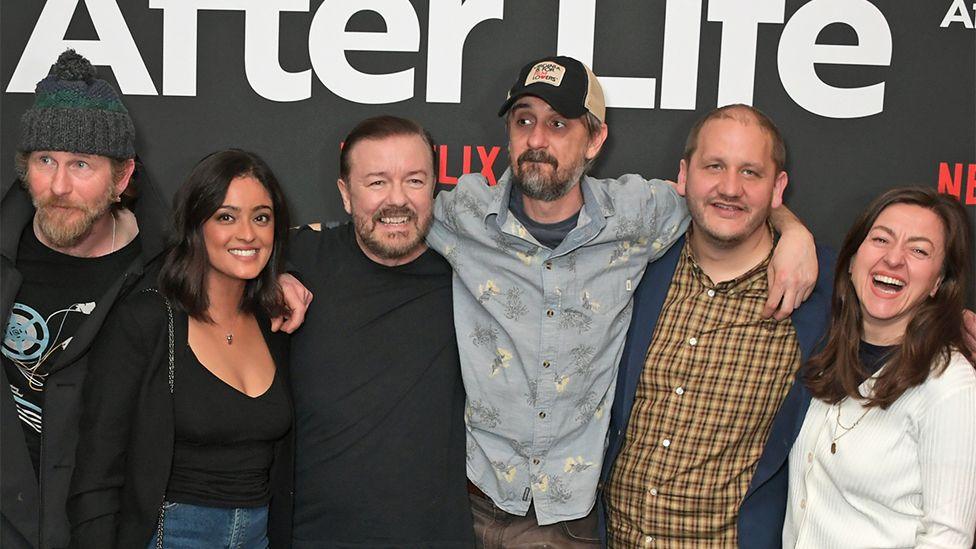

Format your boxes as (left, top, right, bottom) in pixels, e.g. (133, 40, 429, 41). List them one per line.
(3, 1, 975, 261)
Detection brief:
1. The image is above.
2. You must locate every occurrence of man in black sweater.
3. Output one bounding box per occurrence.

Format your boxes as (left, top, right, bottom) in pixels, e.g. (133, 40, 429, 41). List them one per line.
(287, 116, 474, 547)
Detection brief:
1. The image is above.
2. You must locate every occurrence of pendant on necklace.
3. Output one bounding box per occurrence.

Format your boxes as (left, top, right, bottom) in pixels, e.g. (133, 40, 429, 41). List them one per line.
(830, 442, 837, 454)
(226, 333, 233, 345)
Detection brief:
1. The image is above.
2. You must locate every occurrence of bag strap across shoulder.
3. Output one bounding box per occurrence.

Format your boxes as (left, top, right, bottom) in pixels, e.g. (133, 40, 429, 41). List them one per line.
(139, 288, 174, 547)
(141, 288, 174, 394)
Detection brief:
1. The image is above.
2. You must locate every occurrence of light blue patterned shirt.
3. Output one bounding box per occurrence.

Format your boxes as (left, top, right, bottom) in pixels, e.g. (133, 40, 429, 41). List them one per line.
(427, 169, 689, 525)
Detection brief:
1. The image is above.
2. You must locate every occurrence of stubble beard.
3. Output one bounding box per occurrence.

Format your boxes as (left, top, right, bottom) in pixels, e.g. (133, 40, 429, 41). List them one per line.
(689, 198, 769, 250)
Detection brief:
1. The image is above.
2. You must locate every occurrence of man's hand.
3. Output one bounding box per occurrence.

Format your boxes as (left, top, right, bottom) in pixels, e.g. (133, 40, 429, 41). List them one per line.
(964, 309, 976, 361)
(765, 206, 817, 320)
(274, 273, 313, 333)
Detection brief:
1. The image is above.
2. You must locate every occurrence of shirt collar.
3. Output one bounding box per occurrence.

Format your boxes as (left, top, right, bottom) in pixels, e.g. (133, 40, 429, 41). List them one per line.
(683, 222, 775, 291)
(486, 168, 615, 231)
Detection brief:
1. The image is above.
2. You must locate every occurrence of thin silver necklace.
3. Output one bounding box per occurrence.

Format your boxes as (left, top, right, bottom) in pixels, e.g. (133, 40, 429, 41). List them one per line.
(108, 214, 117, 254)
(214, 313, 240, 345)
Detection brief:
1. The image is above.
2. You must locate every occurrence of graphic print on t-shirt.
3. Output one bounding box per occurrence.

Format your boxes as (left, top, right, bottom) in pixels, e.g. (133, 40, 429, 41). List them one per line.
(3, 300, 97, 432)
(2, 225, 140, 475)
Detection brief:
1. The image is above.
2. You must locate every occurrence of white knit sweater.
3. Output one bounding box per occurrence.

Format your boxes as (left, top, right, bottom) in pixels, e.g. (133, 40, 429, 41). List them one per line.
(784, 351, 976, 548)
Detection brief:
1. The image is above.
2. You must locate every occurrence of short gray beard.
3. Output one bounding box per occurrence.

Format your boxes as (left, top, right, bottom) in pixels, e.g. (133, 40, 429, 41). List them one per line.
(352, 205, 431, 261)
(513, 158, 586, 203)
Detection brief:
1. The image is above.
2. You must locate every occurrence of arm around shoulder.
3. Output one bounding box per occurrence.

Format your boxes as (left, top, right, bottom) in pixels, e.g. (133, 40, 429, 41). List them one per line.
(619, 175, 689, 261)
(765, 204, 818, 320)
(427, 175, 490, 255)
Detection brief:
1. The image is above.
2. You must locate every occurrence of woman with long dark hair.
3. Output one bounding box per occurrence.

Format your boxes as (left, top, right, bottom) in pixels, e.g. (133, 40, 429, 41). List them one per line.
(784, 187, 976, 547)
(68, 149, 293, 548)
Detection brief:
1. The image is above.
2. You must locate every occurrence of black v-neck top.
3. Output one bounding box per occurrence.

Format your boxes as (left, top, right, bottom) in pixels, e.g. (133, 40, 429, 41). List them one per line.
(165, 341, 291, 508)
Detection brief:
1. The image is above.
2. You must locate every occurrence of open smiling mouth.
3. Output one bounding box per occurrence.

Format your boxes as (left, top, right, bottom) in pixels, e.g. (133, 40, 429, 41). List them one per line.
(229, 249, 258, 257)
(872, 273, 906, 294)
(379, 215, 410, 226)
(711, 202, 745, 212)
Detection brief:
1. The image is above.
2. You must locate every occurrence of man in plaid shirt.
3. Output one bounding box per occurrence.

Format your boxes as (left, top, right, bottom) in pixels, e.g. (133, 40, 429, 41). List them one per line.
(602, 104, 834, 548)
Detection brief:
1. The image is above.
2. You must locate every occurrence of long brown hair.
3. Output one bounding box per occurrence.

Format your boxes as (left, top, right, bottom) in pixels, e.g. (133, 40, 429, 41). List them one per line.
(804, 187, 974, 408)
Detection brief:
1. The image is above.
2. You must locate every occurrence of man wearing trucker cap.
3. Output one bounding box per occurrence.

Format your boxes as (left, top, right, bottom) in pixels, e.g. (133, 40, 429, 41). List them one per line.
(425, 55, 817, 545)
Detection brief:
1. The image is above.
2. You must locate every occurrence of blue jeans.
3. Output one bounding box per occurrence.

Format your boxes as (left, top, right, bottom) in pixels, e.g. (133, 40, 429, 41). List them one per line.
(147, 501, 269, 549)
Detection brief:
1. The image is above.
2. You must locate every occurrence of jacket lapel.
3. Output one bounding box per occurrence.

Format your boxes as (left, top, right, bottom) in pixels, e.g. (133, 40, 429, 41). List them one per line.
(0, 184, 41, 546)
(1, 260, 22, 326)
(48, 273, 131, 373)
(615, 236, 685, 430)
(742, 245, 832, 501)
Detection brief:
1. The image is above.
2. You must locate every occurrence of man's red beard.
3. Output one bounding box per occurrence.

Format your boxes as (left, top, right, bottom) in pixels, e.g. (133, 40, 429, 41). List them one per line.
(32, 191, 113, 248)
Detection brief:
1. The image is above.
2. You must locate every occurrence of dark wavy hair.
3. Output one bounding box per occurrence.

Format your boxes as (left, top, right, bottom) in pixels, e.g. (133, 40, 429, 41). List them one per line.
(159, 149, 290, 320)
(804, 187, 974, 408)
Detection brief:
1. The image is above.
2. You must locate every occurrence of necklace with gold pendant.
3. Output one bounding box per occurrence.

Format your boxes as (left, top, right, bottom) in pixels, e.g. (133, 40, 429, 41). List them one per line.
(830, 402, 870, 454)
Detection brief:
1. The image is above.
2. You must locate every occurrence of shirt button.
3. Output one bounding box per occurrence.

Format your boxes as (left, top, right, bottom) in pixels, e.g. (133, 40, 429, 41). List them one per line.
(661, 438, 671, 448)
(807, 452, 813, 463)
(543, 360, 551, 368)
(706, 289, 716, 297)
(648, 487, 658, 496)
(532, 458, 540, 465)
(800, 498, 806, 509)
(688, 337, 698, 346)
(539, 411, 547, 419)
(545, 261, 553, 270)
(546, 309, 554, 317)
(643, 535, 654, 546)
(674, 386, 684, 395)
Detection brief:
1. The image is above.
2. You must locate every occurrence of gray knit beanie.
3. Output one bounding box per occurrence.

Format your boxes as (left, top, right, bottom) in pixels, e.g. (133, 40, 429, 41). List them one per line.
(19, 49, 135, 159)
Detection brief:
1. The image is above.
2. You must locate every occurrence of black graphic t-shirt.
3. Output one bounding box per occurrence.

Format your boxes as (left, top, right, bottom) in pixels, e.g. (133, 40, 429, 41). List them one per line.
(2, 224, 139, 476)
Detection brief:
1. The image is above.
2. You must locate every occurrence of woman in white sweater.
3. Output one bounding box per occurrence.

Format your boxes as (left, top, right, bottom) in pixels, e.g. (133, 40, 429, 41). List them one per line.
(784, 187, 976, 548)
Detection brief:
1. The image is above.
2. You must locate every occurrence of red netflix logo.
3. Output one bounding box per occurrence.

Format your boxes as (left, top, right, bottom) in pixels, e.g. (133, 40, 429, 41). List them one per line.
(937, 162, 976, 205)
(437, 144, 504, 186)
(338, 141, 505, 186)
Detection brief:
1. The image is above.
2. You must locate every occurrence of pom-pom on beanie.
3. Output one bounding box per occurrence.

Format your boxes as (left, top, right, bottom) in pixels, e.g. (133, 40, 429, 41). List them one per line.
(19, 49, 135, 159)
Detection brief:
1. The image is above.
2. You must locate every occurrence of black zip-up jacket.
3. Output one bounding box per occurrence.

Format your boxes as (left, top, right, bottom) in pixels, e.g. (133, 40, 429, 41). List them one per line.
(0, 174, 170, 549)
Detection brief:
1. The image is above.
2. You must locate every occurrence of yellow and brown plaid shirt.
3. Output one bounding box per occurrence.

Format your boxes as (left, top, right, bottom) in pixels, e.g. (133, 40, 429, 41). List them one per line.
(605, 238, 800, 548)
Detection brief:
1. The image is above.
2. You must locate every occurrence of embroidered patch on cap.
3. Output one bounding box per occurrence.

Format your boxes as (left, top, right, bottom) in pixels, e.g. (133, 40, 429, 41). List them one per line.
(525, 61, 566, 87)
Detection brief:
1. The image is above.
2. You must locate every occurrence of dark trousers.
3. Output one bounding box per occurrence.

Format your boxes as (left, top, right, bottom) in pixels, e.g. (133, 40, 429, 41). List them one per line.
(468, 491, 600, 548)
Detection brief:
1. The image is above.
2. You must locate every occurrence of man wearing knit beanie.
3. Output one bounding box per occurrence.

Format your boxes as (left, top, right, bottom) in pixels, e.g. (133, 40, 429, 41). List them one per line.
(0, 49, 170, 549)
(1, 50, 311, 549)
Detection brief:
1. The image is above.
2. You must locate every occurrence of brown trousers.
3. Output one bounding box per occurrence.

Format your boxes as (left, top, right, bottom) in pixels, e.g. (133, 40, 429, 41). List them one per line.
(468, 492, 601, 548)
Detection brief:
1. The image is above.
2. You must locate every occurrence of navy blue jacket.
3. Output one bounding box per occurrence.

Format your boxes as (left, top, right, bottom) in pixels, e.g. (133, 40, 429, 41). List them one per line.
(600, 235, 835, 548)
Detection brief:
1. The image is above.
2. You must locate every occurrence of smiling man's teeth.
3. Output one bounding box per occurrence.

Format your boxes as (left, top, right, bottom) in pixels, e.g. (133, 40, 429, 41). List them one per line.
(381, 216, 408, 224)
(229, 249, 257, 256)
(873, 274, 905, 287)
